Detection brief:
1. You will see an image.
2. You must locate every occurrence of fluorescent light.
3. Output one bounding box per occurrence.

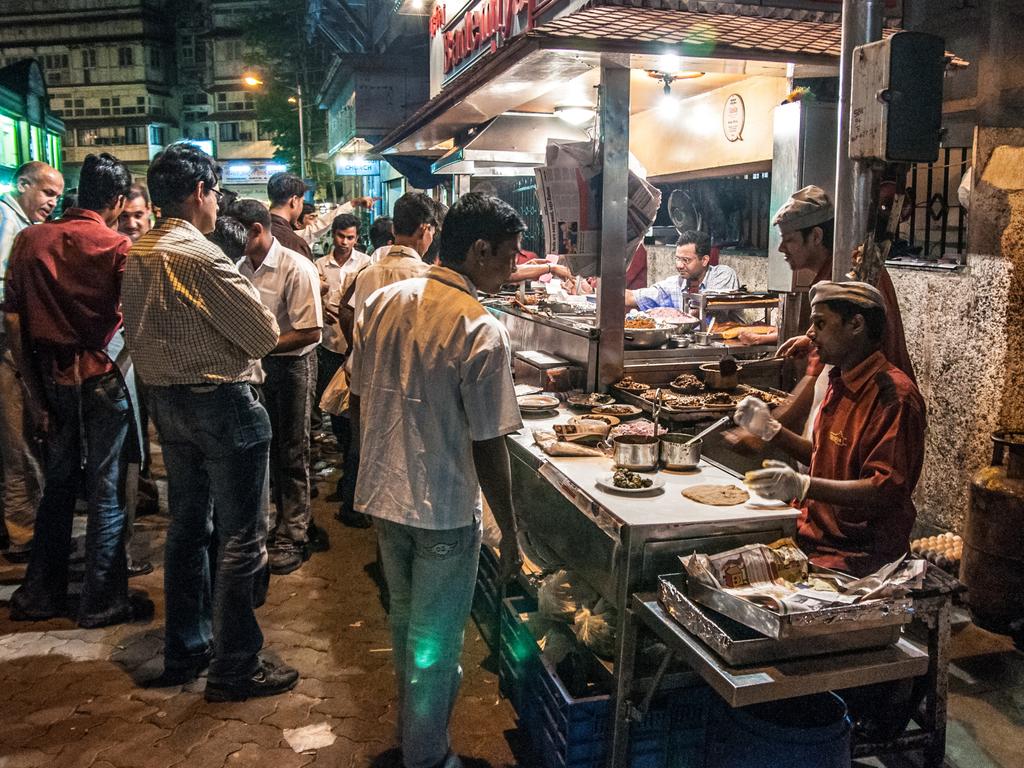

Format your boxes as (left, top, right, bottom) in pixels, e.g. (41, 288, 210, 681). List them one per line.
(227, 164, 252, 176)
(554, 105, 596, 125)
(266, 163, 288, 173)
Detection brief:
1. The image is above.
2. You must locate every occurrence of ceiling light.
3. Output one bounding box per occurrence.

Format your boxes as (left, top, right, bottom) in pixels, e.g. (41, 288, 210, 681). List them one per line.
(554, 104, 596, 125)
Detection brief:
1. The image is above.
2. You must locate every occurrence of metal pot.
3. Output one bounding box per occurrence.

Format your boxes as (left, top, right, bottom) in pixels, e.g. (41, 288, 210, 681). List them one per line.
(660, 434, 702, 469)
(700, 362, 742, 390)
(612, 435, 660, 470)
(623, 325, 674, 349)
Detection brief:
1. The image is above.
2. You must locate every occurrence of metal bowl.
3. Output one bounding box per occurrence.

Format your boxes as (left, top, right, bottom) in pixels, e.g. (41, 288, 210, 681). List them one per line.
(660, 434, 702, 469)
(623, 325, 675, 349)
(612, 435, 660, 470)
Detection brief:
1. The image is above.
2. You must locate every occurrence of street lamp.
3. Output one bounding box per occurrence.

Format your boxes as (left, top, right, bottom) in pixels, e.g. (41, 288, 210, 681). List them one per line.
(242, 71, 306, 179)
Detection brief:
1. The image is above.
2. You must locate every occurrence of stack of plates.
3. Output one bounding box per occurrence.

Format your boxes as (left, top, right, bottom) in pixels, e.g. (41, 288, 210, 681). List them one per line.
(517, 393, 560, 415)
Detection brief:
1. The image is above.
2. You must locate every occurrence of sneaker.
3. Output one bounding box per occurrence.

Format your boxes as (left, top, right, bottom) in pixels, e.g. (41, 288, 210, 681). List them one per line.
(306, 520, 330, 552)
(144, 650, 213, 687)
(204, 656, 299, 702)
(128, 560, 155, 578)
(78, 592, 155, 629)
(268, 548, 304, 575)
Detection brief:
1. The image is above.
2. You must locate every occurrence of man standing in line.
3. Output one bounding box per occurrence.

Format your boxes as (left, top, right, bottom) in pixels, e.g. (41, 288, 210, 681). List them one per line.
(233, 199, 326, 574)
(0, 161, 62, 562)
(349, 192, 523, 768)
(122, 143, 297, 700)
(4, 153, 149, 627)
(266, 171, 375, 259)
(337, 192, 439, 528)
(314, 213, 370, 503)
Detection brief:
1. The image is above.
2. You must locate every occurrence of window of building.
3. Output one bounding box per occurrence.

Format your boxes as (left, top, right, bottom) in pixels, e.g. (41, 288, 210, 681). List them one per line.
(125, 126, 147, 145)
(81, 49, 97, 68)
(150, 47, 161, 68)
(0, 115, 18, 168)
(149, 125, 166, 145)
(42, 53, 70, 85)
(219, 122, 241, 142)
(183, 91, 208, 107)
(118, 46, 134, 67)
(257, 121, 275, 141)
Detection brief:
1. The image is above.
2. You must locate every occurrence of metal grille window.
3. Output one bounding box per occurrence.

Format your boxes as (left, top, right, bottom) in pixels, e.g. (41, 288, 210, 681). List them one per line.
(898, 147, 970, 265)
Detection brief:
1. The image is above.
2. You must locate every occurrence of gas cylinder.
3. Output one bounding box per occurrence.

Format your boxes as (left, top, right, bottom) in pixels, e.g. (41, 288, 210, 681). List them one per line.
(962, 431, 1024, 646)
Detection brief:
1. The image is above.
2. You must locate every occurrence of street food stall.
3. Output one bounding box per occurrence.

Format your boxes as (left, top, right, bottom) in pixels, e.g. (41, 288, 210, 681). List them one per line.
(374, 2, 950, 766)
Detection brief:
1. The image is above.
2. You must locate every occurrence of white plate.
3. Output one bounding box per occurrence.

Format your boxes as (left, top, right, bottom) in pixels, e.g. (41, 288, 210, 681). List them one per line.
(596, 473, 665, 494)
(515, 384, 543, 397)
(746, 498, 791, 509)
(518, 394, 561, 410)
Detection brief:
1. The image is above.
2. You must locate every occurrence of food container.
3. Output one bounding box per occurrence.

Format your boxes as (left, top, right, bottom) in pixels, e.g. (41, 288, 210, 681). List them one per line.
(623, 325, 675, 349)
(660, 434, 702, 469)
(693, 331, 713, 346)
(669, 335, 691, 349)
(700, 362, 742, 391)
(612, 435, 659, 471)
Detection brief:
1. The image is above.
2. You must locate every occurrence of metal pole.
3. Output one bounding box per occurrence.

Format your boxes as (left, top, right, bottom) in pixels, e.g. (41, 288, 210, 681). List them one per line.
(296, 81, 307, 179)
(596, 56, 629, 391)
(833, 0, 883, 280)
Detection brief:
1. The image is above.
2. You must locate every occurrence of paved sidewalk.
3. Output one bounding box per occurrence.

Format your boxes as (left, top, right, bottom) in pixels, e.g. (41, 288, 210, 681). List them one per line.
(0, 474, 519, 767)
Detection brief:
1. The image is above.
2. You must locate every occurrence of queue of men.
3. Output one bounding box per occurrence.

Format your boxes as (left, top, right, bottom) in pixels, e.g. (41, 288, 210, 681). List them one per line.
(0, 143, 928, 765)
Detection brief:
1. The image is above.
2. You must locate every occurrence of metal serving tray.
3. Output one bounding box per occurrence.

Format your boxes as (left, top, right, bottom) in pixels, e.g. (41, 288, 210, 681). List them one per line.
(658, 574, 904, 666)
(611, 384, 785, 424)
(685, 568, 913, 641)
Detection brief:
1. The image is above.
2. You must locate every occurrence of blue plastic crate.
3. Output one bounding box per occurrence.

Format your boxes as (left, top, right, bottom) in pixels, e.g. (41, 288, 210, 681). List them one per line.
(500, 595, 708, 768)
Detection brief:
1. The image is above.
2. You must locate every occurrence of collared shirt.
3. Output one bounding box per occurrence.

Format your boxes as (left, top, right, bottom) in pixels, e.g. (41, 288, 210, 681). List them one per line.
(238, 238, 323, 358)
(350, 265, 523, 530)
(315, 248, 370, 355)
(122, 218, 280, 386)
(349, 245, 430, 317)
(799, 350, 926, 576)
(0, 192, 32, 305)
(294, 201, 355, 245)
(2, 208, 130, 384)
(632, 264, 742, 322)
(270, 213, 312, 260)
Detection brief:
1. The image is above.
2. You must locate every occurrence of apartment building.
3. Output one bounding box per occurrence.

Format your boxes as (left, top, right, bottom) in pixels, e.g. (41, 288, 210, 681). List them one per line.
(0, 0, 178, 185)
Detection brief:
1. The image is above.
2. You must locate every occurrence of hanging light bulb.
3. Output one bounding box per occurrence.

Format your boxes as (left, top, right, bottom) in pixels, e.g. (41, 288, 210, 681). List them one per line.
(658, 76, 680, 117)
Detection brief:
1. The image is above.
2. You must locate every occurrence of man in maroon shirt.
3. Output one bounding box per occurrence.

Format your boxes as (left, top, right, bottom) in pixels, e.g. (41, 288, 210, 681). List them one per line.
(735, 281, 926, 576)
(3, 153, 151, 627)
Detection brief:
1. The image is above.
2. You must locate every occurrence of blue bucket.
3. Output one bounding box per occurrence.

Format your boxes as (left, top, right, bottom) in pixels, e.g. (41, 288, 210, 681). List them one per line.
(704, 692, 851, 768)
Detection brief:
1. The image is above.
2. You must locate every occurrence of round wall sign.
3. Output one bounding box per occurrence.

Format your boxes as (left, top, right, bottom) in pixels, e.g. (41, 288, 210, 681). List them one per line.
(723, 94, 745, 142)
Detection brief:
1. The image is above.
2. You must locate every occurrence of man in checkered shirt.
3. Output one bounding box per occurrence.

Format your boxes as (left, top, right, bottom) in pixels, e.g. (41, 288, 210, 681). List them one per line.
(121, 142, 299, 702)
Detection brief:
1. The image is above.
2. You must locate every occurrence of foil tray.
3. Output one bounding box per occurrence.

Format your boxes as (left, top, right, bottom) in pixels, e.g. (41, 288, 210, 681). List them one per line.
(684, 569, 913, 641)
(658, 574, 905, 666)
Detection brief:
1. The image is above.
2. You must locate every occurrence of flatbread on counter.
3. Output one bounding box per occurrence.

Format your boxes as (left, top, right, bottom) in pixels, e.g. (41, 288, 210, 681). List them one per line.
(682, 484, 750, 506)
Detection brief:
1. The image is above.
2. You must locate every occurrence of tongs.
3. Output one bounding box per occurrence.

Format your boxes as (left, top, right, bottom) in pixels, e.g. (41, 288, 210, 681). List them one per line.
(684, 415, 732, 446)
(652, 388, 663, 439)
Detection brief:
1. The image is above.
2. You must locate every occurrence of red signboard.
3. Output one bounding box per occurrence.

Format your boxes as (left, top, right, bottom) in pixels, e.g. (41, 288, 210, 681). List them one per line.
(435, 0, 535, 76)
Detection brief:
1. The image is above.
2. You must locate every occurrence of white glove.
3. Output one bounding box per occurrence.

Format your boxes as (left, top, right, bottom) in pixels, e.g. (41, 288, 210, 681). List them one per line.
(733, 396, 782, 442)
(744, 460, 811, 502)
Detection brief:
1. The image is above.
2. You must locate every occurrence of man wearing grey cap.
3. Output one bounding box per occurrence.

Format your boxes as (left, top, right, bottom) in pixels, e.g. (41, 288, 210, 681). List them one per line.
(733, 280, 926, 576)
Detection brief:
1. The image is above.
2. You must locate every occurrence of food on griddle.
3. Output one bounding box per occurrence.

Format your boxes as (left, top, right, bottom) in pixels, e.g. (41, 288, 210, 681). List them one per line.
(566, 392, 615, 408)
(624, 317, 657, 330)
(720, 324, 776, 340)
(614, 375, 648, 391)
(612, 468, 654, 489)
(671, 373, 703, 394)
(593, 404, 639, 416)
(718, 354, 738, 377)
(705, 392, 733, 406)
(646, 307, 697, 323)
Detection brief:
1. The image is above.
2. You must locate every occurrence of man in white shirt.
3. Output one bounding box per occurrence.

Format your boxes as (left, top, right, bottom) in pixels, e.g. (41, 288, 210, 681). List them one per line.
(233, 199, 324, 575)
(335, 193, 440, 528)
(314, 213, 370, 503)
(349, 192, 523, 768)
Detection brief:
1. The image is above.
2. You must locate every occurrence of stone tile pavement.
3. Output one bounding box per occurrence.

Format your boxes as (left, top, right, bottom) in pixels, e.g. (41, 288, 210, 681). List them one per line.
(0, 459, 520, 768)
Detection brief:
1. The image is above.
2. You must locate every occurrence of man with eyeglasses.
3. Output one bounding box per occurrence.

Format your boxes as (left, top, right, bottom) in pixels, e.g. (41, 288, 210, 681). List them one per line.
(122, 142, 299, 701)
(625, 229, 743, 322)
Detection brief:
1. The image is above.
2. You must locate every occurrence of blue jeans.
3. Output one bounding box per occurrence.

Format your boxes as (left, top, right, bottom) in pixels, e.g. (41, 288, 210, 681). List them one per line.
(376, 517, 481, 768)
(261, 353, 315, 551)
(12, 370, 130, 623)
(148, 383, 271, 682)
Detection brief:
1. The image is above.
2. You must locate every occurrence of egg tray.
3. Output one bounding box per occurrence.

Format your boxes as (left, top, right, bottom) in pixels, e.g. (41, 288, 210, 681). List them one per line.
(911, 534, 962, 578)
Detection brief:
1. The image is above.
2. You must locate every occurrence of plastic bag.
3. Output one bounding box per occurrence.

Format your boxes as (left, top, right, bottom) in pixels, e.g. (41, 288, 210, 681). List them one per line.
(537, 569, 598, 622)
(573, 598, 617, 659)
(320, 366, 349, 415)
(538, 625, 577, 666)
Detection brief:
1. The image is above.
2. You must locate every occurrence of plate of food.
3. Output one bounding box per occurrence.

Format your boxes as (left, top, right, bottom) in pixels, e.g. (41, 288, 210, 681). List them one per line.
(569, 413, 620, 427)
(597, 469, 665, 494)
(613, 375, 649, 393)
(518, 394, 561, 411)
(591, 404, 642, 419)
(564, 392, 615, 410)
(669, 373, 704, 395)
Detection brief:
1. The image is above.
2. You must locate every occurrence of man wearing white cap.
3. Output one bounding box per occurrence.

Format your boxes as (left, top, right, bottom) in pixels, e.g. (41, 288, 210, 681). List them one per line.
(733, 281, 926, 576)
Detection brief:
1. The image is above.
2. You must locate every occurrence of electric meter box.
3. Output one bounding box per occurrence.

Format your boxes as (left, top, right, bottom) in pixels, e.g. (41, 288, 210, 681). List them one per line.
(849, 31, 945, 163)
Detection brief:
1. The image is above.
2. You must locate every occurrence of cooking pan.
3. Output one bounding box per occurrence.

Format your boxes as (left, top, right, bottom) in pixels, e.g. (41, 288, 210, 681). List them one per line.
(623, 324, 675, 349)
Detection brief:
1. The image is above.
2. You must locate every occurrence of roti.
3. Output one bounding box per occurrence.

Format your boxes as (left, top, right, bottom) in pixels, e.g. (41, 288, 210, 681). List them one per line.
(682, 484, 750, 506)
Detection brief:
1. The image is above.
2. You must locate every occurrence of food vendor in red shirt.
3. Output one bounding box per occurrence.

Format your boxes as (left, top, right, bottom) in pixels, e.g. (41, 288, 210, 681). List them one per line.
(733, 281, 926, 576)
